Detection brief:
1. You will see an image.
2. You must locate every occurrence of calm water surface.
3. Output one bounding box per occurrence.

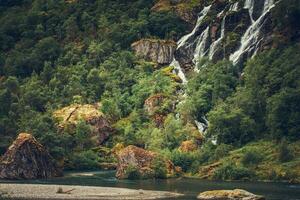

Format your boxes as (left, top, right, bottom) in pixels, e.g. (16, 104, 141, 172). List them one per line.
(1, 171, 300, 200)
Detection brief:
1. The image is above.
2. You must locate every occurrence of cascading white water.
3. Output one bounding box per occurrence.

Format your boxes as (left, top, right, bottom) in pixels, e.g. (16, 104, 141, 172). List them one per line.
(193, 27, 210, 66)
(171, 5, 212, 84)
(171, 6, 213, 133)
(230, 0, 275, 65)
(208, 15, 226, 60)
(170, 59, 187, 84)
(194, 116, 209, 134)
(244, 0, 255, 22)
(177, 5, 211, 49)
(229, 2, 239, 12)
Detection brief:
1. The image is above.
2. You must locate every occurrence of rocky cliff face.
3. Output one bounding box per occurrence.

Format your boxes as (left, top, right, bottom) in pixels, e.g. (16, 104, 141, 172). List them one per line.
(131, 39, 177, 65)
(151, 0, 203, 25)
(0, 133, 61, 179)
(53, 103, 113, 145)
(116, 145, 180, 179)
(171, 0, 292, 74)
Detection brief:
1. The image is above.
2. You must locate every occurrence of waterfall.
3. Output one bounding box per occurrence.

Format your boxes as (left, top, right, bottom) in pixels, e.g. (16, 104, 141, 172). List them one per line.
(171, 5, 211, 83)
(244, 0, 255, 22)
(230, 0, 275, 65)
(170, 59, 187, 84)
(193, 27, 210, 66)
(177, 5, 211, 49)
(195, 116, 209, 134)
(209, 15, 226, 60)
(229, 2, 239, 12)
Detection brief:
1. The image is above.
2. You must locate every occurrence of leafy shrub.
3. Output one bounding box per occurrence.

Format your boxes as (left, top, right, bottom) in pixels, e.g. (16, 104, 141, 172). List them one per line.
(170, 150, 202, 172)
(125, 164, 141, 180)
(212, 144, 234, 161)
(241, 149, 263, 167)
(67, 150, 100, 170)
(151, 157, 167, 179)
(213, 162, 255, 180)
(278, 140, 294, 162)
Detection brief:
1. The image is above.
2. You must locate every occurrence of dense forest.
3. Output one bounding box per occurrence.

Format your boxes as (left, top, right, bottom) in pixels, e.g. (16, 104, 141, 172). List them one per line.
(0, 0, 300, 182)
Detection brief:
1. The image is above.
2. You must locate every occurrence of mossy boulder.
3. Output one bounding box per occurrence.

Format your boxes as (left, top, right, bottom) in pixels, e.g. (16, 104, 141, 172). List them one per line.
(116, 145, 181, 179)
(0, 133, 61, 179)
(53, 103, 113, 145)
(197, 189, 265, 200)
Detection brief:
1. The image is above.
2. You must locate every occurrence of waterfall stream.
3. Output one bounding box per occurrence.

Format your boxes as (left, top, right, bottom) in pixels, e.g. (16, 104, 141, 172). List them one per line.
(209, 15, 226, 60)
(172, 0, 277, 136)
(229, 0, 275, 65)
(177, 6, 211, 49)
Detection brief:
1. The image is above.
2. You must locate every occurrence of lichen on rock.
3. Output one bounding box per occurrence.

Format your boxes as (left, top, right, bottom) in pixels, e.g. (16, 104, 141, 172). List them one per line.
(53, 103, 113, 145)
(197, 189, 265, 200)
(0, 133, 61, 179)
(116, 145, 181, 179)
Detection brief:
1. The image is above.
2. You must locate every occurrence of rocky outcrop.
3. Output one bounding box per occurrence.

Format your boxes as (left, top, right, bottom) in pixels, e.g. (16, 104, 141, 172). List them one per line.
(131, 39, 176, 65)
(179, 140, 198, 152)
(144, 94, 174, 127)
(151, 0, 203, 25)
(197, 189, 265, 200)
(198, 162, 222, 179)
(173, 0, 289, 74)
(53, 103, 113, 145)
(0, 133, 61, 179)
(116, 145, 180, 179)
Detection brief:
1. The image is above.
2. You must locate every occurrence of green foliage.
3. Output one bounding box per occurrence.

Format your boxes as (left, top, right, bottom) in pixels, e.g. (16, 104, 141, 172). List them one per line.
(212, 144, 234, 161)
(151, 156, 167, 179)
(278, 139, 294, 163)
(241, 149, 263, 167)
(204, 46, 300, 145)
(125, 164, 141, 180)
(169, 149, 201, 172)
(213, 162, 255, 180)
(181, 59, 238, 121)
(208, 103, 256, 145)
(67, 150, 100, 170)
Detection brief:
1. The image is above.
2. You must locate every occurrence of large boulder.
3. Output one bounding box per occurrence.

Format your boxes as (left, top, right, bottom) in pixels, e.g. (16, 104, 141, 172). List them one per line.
(197, 189, 265, 200)
(53, 103, 113, 145)
(131, 39, 177, 65)
(0, 133, 61, 179)
(116, 145, 181, 179)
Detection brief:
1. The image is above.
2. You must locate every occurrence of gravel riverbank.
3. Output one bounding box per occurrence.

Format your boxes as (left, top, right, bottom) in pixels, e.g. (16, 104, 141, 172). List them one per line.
(0, 184, 183, 199)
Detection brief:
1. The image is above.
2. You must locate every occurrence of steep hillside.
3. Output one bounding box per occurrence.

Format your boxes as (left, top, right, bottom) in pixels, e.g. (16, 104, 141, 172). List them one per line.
(0, 0, 299, 182)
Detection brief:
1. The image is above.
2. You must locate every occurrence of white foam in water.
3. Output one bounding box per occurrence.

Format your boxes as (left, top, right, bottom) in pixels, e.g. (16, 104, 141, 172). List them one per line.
(177, 5, 211, 49)
(230, 0, 275, 65)
(209, 15, 226, 60)
(193, 27, 210, 66)
(229, 2, 239, 12)
(244, 0, 255, 22)
(170, 59, 187, 84)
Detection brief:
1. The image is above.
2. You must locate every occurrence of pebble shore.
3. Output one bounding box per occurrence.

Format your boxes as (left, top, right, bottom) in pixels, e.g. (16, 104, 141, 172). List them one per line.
(0, 183, 183, 199)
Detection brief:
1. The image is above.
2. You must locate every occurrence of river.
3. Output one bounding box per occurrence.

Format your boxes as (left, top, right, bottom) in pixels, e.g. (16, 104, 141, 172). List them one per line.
(1, 170, 300, 200)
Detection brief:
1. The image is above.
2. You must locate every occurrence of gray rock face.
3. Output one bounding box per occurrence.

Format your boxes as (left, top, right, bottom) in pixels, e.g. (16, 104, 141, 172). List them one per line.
(0, 133, 61, 180)
(174, 0, 282, 73)
(197, 189, 265, 200)
(131, 39, 177, 65)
